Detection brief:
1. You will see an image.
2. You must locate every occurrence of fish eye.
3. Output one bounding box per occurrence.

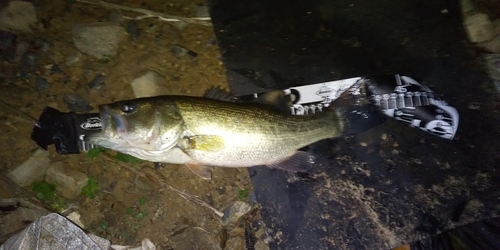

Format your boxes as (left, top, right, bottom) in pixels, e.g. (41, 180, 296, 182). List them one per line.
(121, 102, 135, 113)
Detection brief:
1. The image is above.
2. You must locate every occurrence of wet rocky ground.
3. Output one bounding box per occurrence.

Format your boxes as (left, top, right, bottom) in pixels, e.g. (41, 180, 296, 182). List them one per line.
(0, 0, 267, 249)
(1, 0, 500, 249)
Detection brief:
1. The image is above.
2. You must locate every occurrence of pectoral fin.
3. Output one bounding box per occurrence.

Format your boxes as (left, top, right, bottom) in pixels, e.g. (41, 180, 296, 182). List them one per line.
(185, 162, 214, 180)
(267, 151, 315, 172)
(182, 135, 225, 152)
(253, 90, 292, 114)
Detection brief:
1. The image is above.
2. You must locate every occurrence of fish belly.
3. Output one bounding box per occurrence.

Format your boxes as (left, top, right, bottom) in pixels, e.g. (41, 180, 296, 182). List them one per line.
(185, 146, 295, 168)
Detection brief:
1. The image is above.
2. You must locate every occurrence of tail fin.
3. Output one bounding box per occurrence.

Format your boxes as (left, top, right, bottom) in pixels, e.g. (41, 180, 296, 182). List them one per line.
(331, 83, 386, 136)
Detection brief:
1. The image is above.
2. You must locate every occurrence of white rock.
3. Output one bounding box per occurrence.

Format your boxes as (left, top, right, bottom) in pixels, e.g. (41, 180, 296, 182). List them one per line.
(66, 211, 85, 228)
(0, 1, 38, 33)
(221, 200, 252, 226)
(72, 23, 125, 59)
(111, 238, 156, 250)
(45, 162, 88, 200)
(7, 149, 50, 187)
(65, 51, 82, 66)
(464, 13, 496, 43)
(480, 34, 500, 53)
(130, 70, 168, 98)
(477, 19, 500, 53)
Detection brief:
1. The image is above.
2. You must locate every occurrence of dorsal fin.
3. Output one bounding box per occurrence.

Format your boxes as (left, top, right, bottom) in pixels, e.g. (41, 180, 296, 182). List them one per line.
(203, 86, 292, 114)
(252, 90, 292, 114)
(203, 86, 239, 102)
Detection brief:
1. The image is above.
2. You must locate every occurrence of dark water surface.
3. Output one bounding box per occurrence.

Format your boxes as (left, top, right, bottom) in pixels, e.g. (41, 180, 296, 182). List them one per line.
(208, 0, 500, 248)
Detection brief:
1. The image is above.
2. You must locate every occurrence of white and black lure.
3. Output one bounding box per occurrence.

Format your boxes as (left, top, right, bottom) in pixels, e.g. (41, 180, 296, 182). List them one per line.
(239, 74, 459, 140)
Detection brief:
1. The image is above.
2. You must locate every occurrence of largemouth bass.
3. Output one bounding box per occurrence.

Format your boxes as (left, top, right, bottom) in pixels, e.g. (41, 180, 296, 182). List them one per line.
(87, 87, 384, 179)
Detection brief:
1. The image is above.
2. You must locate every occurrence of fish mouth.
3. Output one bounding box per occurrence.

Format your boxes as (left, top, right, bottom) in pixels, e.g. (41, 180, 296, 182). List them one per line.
(99, 104, 129, 134)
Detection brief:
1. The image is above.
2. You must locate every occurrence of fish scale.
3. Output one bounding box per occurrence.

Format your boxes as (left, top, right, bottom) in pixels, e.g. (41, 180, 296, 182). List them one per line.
(171, 96, 343, 167)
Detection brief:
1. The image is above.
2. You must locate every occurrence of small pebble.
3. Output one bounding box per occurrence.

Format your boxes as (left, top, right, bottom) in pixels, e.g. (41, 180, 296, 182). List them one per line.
(65, 51, 82, 66)
(171, 45, 189, 59)
(381, 133, 387, 141)
(63, 94, 93, 112)
(35, 76, 49, 91)
(205, 38, 217, 47)
(171, 45, 198, 59)
(126, 20, 141, 38)
(88, 74, 106, 90)
(221, 200, 252, 226)
(216, 186, 226, 195)
(444, 162, 451, 169)
(187, 50, 198, 59)
(359, 142, 368, 147)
